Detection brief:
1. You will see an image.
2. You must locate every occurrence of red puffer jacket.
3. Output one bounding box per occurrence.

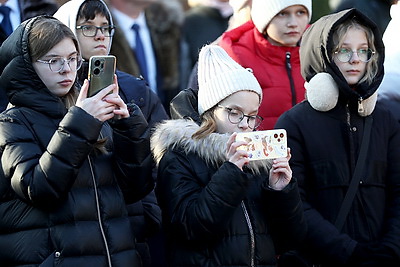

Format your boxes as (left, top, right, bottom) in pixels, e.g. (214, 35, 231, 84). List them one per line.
(220, 21, 306, 130)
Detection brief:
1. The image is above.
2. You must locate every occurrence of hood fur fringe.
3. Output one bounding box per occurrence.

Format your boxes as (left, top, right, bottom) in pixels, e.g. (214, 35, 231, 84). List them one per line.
(151, 119, 272, 175)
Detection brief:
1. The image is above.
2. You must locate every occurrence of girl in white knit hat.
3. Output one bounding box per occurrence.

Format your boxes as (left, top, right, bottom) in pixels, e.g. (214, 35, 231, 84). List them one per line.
(219, 0, 312, 130)
(151, 44, 306, 267)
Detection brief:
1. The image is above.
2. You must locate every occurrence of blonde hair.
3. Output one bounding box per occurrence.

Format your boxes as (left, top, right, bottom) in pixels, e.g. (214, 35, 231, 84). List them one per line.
(332, 19, 379, 85)
(192, 109, 218, 140)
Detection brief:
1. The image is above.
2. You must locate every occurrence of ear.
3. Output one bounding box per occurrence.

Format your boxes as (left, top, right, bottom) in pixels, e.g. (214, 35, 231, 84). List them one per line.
(305, 73, 339, 112)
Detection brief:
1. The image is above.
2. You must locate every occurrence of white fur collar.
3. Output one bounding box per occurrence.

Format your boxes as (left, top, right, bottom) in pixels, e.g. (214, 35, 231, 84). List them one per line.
(305, 72, 377, 116)
(151, 119, 271, 175)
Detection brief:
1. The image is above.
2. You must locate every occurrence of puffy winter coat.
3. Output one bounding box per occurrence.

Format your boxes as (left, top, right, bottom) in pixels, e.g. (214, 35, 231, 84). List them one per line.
(219, 20, 306, 130)
(275, 9, 400, 266)
(151, 119, 307, 267)
(0, 16, 154, 266)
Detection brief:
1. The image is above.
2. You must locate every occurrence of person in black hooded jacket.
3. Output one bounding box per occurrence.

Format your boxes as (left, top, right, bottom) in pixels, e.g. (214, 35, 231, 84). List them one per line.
(53, 2, 168, 265)
(275, 8, 400, 267)
(151, 44, 306, 267)
(0, 15, 153, 266)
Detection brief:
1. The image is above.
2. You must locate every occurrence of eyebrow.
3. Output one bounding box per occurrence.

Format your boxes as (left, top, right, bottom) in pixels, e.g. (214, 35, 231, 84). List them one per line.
(226, 105, 258, 114)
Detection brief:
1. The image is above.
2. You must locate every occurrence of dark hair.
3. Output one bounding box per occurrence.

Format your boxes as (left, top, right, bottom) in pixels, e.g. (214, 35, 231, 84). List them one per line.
(77, 0, 112, 24)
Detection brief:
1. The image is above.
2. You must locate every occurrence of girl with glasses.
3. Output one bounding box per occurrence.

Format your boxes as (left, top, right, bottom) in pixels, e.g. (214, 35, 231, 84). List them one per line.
(275, 8, 400, 267)
(151, 45, 306, 267)
(0, 16, 153, 266)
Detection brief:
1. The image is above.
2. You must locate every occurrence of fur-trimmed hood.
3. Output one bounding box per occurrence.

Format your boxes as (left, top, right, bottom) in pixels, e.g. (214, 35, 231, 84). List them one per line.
(300, 8, 385, 116)
(151, 119, 272, 175)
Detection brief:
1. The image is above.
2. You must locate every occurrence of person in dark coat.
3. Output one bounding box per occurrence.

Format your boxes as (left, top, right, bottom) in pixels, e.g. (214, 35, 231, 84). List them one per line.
(151, 44, 306, 267)
(0, 15, 154, 266)
(54, 1, 168, 266)
(0, 0, 59, 112)
(275, 8, 400, 267)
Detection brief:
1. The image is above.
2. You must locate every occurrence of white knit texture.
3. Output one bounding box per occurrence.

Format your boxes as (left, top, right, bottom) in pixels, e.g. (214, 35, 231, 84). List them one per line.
(197, 45, 262, 115)
(251, 0, 312, 33)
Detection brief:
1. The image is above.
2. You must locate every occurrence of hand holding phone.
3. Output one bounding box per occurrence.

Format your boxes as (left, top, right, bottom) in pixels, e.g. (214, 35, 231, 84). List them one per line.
(87, 55, 116, 97)
(235, 129, 288, 160)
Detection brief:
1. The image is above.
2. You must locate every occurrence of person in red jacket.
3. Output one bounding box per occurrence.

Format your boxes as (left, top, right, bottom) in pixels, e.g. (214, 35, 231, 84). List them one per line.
(219, 0, 312, 130)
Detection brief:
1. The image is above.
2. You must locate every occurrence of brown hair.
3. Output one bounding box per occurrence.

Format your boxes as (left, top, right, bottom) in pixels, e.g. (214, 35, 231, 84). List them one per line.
(29, 17, 80, 108)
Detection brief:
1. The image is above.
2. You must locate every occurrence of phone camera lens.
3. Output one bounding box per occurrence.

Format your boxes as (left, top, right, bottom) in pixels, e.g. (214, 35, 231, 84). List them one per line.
(93, 68, 101, 75)
(94, 60, 101, 67)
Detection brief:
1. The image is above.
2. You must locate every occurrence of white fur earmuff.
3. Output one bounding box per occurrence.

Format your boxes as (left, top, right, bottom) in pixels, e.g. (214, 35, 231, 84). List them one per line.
(305, 72, 377, 116)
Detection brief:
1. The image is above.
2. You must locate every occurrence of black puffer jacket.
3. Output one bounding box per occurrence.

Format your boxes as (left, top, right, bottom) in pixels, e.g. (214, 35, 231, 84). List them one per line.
(0, 16, 154, 266)
(275, 9, 400, 266)
(151, 119, 306, 267)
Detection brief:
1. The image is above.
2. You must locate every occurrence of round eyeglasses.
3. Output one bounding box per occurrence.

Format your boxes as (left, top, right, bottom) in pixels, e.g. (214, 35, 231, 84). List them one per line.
(217, 105, 263, 130)
(334, 48, 375, 63)
(36, 55, 83, 73)
(76, 25, 115, 37)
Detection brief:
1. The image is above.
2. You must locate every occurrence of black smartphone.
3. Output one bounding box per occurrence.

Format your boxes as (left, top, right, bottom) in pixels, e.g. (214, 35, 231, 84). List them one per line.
(87, 55, 116, 97)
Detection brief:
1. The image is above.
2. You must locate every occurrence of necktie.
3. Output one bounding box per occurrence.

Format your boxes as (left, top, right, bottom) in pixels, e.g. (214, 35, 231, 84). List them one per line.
(0, 6, 13, 36)
(131, 24, 148, 80)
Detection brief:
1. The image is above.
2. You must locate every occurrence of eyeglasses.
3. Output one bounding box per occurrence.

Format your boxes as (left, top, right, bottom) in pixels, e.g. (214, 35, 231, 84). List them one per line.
(334, 48, 375, 63)
(36, 55, 83, 73)
(217, 105, 263, 130)
(76, 25, 115, 37)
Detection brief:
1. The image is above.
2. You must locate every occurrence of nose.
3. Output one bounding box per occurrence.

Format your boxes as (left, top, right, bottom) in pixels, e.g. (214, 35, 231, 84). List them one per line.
(237, 117, 249, 130)
(349, 51, 361, 63)
(287, 15, 298, 27)
(60, 60, 72, 73)
(94, 28, 105, 39)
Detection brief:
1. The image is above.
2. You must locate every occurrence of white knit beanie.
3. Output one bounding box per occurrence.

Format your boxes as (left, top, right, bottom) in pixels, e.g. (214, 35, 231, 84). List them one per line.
(197, 45, 262, 115)
(251, 0, 312, 33)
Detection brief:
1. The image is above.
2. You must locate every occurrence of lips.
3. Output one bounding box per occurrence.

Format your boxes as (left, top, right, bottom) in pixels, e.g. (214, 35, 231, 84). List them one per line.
(59, 79, 73, 86)
(347, 70, 360, 74)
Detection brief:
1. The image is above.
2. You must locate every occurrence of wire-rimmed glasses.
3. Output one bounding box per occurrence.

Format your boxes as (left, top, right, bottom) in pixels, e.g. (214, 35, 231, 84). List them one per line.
(217, 105, 263, 130)
(334, 48, 375, 63)
(36, 55, 83, 73)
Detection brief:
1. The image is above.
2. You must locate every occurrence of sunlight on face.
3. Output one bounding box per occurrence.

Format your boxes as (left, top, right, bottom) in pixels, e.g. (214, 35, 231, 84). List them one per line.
(266, 5, 309, 47)
(214, 91, 260, 134)
(76, 15, 111, 60)
(32, 38, 79, 97)
(333, 27, 368, 86)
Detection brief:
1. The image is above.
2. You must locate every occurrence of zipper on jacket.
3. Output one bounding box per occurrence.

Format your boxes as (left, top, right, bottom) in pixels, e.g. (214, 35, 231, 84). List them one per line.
(285, 52, 297, 106)
(358, 97, 364, 114)
(241, 201, 255, 267)
(88, 156, 113, 267)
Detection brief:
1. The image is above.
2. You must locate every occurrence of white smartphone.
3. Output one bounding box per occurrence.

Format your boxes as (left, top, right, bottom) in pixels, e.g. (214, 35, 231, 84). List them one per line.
(235, 129, 288, 160)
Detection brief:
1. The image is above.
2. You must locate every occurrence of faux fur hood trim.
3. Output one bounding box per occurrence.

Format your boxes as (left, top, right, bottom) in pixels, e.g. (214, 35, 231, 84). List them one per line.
(151, 119, 272, 175)
(305, 72, 377, 116)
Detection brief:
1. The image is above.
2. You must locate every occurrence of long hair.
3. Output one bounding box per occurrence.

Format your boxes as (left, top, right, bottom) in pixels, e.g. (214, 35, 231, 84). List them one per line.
(331, 18, 379, 85)
(29, 17, 80, 108)
(192, 108, 218, 140)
